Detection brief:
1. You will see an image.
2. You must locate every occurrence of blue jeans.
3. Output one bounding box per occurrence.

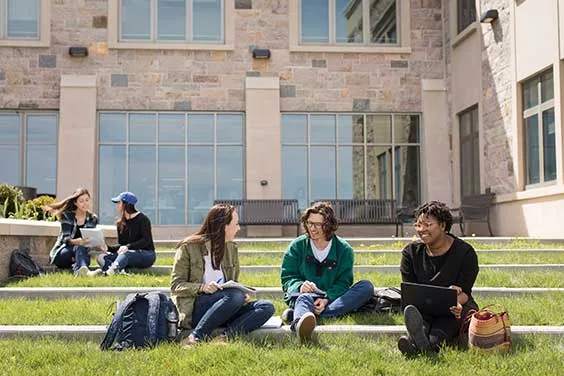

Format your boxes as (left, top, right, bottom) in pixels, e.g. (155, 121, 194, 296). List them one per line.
(97, 250, 156, 272)
(191, 289, 275, 340)
(52, 245, 91, 274)
(292, 280, 375, 329)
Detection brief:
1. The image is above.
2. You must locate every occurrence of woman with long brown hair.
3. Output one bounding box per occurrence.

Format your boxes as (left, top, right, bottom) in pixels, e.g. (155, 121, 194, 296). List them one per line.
(171, 204, 274, 347)
(48, 187, 100, 277)
(97, 191, 156, 275)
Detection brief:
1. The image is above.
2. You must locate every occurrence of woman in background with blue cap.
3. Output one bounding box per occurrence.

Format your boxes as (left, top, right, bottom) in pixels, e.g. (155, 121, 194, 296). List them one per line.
(97, 191, 156, 275)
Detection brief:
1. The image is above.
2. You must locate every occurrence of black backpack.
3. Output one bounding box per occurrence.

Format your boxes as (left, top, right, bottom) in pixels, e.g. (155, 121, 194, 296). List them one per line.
(357, 287, 402, 313)
(9, 249, 45, 279)
(100, 292, 179, 351)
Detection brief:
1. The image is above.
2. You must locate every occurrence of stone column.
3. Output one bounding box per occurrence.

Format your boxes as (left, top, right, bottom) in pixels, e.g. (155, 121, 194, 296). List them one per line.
(57, 75, 97, 201)
(244, 76, 281, 236)
(421, 79, 452, 205)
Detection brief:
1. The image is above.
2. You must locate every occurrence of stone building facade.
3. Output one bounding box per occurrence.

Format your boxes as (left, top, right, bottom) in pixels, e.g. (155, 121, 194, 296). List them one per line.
(1, 0, 562, 236)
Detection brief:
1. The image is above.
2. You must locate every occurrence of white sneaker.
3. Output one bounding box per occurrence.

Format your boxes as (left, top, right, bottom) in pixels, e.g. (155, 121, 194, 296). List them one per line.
(105, 267, 116, 276)
(74, 266, 89, 278)
(87, 268, 104, 277)
(296, 312, 316, 343)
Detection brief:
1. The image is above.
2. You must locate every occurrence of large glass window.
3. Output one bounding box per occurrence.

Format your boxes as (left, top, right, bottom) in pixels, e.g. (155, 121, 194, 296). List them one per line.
(98, 112, 244, 225)
(281, 113, 420, 210)
(120, 0, 224, 43)
(300, 0, 398, 45)
(459, 106, 480, 197)
(523, 70, 556, 187)
(0, 112, 58, 195)
(457, 0, 476, 33)
(0, 0, 39, 40)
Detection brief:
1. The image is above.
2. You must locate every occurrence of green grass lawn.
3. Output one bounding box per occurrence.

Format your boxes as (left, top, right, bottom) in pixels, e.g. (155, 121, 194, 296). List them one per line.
(155, 238, 564, 252)
(5, 269, 564, 288)
(0, 293, 562, 326)
(152, 252, 564, 266)
(0, 336, 562, 376)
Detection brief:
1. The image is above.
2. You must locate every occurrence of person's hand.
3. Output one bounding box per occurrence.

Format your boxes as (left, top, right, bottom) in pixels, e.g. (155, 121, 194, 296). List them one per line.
(200, 281, 223, 294)
(72, 238, 89, 247)
(314, 298, 329, 315)
(449, 285, 462, 296)
(450, 302, 463, 319)
(117, 245, 128, 255)
(99, 243, 108, 252)
(244, 294, 250, 304)
(300, 281, 318, 293)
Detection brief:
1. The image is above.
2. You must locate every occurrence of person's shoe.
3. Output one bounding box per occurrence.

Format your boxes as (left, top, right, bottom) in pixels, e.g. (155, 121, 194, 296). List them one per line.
(87, 268, 104, 277)
(296, 312, 316, 343)
(282, 308, 294, 324)
(181, 334, 199, 349)
(397, 335, 418, 357)
(74, 266, 89, 278)
(404, 305, 431, 352)
(104, 267, 116, 276)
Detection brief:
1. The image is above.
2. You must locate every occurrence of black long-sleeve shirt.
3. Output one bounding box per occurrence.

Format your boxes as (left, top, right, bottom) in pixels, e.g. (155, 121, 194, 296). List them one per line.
(400, 235, 479, 299)
(107, 212, 155, 252)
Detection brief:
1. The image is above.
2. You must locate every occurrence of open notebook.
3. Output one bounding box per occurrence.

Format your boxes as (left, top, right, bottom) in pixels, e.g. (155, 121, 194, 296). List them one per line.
(220, 280, 256, 294)
(261, 316, 282, 329)
(80, 227, 105, 248)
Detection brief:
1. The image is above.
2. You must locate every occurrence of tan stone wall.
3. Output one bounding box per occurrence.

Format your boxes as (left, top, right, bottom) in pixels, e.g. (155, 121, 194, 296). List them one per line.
(0, 0, 443, 113)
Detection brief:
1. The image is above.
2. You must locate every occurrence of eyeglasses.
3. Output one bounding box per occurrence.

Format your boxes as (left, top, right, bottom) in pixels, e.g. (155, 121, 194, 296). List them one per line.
(413, 221, 438, 229)
(306, 221, 324, 229)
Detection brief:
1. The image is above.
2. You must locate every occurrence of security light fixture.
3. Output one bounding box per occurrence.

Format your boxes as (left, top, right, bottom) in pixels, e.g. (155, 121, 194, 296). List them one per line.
(480, 9, 499, 24)
(260, 180, 268, 186)
(252, 48, 271, 59)
(68, 46, 89, 57)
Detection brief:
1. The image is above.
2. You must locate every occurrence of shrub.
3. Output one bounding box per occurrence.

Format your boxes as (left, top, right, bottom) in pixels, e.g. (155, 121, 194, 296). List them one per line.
(31, 195, 57, 221)
(0, 184, 24, 218)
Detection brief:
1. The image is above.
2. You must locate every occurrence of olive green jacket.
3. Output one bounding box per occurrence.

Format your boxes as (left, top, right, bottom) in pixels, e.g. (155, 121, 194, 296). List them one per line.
(170, 240, 239, 329)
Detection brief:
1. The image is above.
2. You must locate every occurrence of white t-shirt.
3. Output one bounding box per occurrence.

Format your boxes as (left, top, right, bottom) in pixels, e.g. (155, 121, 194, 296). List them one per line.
(203, 255, 224, 284)
(311, 239, 332, 263)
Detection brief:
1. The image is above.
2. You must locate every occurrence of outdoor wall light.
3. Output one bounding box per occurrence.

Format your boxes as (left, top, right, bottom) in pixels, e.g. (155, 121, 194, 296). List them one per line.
(260, 180, 268, 186)
(480, 9, 499, 23)
(68, 46, 89, 57)
(252, 48, 271, 59)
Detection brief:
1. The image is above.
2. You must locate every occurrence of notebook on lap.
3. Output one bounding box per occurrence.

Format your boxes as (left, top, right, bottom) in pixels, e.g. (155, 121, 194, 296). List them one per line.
(400, 282, 457, 316)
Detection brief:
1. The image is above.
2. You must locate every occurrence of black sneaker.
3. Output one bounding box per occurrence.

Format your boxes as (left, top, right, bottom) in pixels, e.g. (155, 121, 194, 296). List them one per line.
(282, 308, 294, 324)
(397, 335, 418, 357)
(403, 305, 431, 352)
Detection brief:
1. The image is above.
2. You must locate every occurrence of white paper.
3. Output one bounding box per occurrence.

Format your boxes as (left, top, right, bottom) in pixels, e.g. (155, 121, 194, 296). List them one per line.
(80, 227, 105, 248)
(220, 280, 256, 294)
(261, 316, 282, 329)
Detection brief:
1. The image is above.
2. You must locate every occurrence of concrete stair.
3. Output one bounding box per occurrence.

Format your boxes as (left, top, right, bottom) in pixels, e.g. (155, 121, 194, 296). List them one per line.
(153, 249, 564, 257)
(1, 324, 562, 341)
(1, 286, 563, 300)
(140, 264, 564, 275)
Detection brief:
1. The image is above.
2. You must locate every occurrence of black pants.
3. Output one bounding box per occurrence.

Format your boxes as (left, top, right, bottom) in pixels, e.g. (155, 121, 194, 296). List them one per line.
(421, 302, 478, 349)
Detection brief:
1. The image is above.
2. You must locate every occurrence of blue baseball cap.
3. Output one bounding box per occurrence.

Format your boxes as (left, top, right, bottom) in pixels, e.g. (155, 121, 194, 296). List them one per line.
(111, 191, 138, 205)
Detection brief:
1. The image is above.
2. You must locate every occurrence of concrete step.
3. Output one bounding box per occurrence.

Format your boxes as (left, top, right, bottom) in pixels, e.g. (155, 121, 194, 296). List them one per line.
(152, 249, 564, 258)
(154, 237, 564, 248)
(143, 264, 564, 275)
(1, 324, 562, 341)
(1, 286, 562, 300)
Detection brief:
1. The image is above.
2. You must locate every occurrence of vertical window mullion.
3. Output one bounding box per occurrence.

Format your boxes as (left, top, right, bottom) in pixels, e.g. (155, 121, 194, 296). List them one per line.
(363, 0, 370, 45)
(1, 0, 6, 40)
(155, 113, 160, 225)
(152, 0, 157, 42)
(537, 80, 545, 183)
(125, 113, 130, 190)
(184, 112, 188, 225)
(20, 113, 26, 186)
(36, 0, 41, 39)
(328, 0, 334, 44)
(186, 0, 191, 42)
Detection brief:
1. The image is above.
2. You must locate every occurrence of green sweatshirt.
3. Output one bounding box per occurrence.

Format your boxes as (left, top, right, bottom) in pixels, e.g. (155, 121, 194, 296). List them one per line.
(280, 234, 354, 304)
